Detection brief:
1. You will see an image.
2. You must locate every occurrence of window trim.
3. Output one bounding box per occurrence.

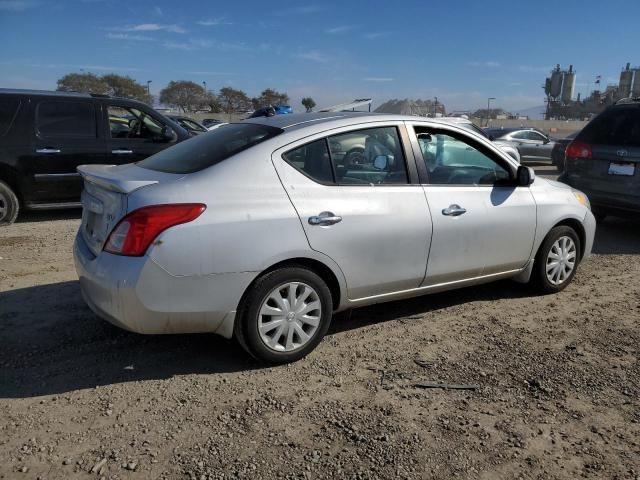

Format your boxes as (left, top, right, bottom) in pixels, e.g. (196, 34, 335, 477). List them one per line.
(280, 123, 418, 187)
(35, 100, 98, 139)
(409, 124, 518, 187)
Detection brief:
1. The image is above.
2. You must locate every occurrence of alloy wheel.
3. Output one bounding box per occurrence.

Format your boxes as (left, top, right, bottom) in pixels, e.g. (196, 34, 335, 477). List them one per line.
(257, 282, 322, 352)
(545, 236, 577, 285)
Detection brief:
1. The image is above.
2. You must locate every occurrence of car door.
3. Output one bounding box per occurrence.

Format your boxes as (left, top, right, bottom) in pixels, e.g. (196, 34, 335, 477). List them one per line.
(272, 123, 432, 300)
(510, 131, 536, 162)
(527, 131, 554, 161)
(28, 98, 107, 203)
(409, 123, 537, 286)
(104, 103, 177, 164)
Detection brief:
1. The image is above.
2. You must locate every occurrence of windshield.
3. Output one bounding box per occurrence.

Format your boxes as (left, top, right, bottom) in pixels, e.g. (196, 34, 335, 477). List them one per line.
(138, 123, 283, 174)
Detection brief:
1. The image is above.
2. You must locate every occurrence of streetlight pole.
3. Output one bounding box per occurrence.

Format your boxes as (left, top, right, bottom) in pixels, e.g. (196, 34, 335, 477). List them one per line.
(202, 81, 207, 91)
(434, 96, 438, 117)
(486, 97, 496, 127)
(146, 80, 152, 96)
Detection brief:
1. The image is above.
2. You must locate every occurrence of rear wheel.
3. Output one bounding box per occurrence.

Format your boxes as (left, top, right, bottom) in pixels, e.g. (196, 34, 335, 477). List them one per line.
(531, 226, 581, 294)
(235, 266, 333, 364)
(0, 180, 19, 226)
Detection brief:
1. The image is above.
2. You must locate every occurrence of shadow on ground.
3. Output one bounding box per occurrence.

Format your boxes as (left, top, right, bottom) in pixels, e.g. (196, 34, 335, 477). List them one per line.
(17, 209, 82, 223)
(592, 216, 640, 254)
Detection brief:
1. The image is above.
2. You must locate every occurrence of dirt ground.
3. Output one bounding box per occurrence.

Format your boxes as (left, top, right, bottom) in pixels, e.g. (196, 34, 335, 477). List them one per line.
(1, 169, 639, 480)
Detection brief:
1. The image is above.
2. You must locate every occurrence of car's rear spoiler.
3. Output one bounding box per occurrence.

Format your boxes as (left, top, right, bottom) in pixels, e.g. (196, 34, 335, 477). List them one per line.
(77, 164, 159, 194)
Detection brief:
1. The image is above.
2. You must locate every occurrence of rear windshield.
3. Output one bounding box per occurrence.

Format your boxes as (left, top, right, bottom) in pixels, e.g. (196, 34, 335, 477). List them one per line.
(580, 106, 640, 147)
(137, 123, 283, 174)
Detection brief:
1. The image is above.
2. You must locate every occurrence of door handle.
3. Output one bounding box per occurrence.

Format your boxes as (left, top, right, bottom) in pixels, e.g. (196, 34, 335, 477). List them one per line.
(308, 211, 342, 226)
(442, 204, 467, 216)
(35, 148, 61, 154)
(111, 149, 133, 155)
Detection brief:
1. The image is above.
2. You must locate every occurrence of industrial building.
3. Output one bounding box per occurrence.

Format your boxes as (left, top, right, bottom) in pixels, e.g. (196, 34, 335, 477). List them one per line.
(544, 62, 640, 120)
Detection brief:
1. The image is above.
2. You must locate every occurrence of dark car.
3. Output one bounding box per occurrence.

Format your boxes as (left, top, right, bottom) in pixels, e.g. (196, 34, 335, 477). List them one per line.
(0, 89, 190, 225)
(485, 127, 555, 163)
(551, 131, 579, 172)
(559, 98, 640, 221)
(201, 118, 223, 128)
(167, 115, 208, 135)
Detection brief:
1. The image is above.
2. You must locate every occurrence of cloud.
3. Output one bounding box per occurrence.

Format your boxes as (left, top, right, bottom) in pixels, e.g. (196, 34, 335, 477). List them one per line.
(1, 61, 142, 72)
(363, 77, 393, 82)
(154, 5, 162, 16)
(197, 17, 233, 27)
(0, 0, 38, 11)
(106, 33, 153, 42)
(325, 25, 355, 34)
(120, 23, 186, 34)
(163, 38, 213, 51)
(293, 50, 330, 63)
(467, 61, 501, 68)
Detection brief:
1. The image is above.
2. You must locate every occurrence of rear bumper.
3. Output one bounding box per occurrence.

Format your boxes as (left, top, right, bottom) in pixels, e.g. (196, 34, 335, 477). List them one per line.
(560, 174, 640, 213)
(73, 232, 256, 337)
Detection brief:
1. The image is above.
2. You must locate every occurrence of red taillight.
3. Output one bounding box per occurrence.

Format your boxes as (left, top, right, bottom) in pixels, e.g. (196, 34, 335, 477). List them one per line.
(565, 141, 592, 159)
(104, 204, 206, 256)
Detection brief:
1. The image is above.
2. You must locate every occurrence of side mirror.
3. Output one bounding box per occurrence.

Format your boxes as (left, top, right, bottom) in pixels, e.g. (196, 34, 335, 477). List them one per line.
(161, 126, 176, 142)
(373, 155, 389, 170)
(543, 137, 550, 144)
(517, 165, 535, 186)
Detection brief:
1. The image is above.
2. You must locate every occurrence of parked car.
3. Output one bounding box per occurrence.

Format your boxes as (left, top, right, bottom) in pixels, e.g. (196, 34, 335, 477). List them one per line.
(551, 131, 579, 172)
(0, 89, 190, 225)
(440, 117, 521, 163)
(559, 99, 640, 220)
(248, 105, 293, 118)
(485, 127, 555, 163)
(74, 112, 595, 364)
(201, 118, 224, 128)
(167, 115, 208, 135)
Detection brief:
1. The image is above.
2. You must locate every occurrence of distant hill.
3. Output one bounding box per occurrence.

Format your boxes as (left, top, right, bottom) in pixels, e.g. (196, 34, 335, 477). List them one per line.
(375, 98, 445, 116)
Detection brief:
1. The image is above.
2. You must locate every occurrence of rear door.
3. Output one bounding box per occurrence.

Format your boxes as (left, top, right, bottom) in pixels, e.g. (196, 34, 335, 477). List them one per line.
(272, 123, 432, 300)
(511, 131, 536, 161)
(28, 98, 106, 203)
(409, 123, 536, 285)
(104, 103, 177, 165)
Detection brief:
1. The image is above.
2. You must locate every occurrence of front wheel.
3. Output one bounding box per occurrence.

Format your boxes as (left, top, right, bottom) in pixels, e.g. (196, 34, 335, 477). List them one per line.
(235, 267, 333, 364)
(0, 180, 19, 226)
(531, 226, 581, 294)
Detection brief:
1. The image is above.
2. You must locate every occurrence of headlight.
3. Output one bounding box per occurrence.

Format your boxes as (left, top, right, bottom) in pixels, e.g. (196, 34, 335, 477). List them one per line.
(572, 190, 591, 210)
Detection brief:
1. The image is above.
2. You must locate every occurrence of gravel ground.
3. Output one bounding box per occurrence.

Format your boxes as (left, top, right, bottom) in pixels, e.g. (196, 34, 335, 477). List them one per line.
(1, 171, 639, 479)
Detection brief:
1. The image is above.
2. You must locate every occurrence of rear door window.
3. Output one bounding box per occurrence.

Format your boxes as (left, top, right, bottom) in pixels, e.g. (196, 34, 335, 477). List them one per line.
(282, 139, 334, 183)
(580, 107, 640, 147)
(37, 101, 97, 138)
(0, 97, 21, 136)
(137, 123, 282, 174)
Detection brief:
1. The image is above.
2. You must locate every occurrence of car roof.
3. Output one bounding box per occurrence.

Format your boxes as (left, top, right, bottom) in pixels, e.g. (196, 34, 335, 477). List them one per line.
(0, 88, 146, 104)
(242, 112, 484, 132)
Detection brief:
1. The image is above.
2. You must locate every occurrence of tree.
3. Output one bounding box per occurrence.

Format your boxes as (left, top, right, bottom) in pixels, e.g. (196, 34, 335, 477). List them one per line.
(253, 88, 290, 108)
(301, 97, 316, 112)
(56, 73, 151, 103)
(101, 74, 151, 104)
(159, 81, 208, 112)
(218, 87, 251, 118)
(56, 73, 109, 95)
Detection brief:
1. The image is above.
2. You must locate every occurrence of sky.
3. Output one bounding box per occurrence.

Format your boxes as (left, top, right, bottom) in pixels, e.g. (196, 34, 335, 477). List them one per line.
(1, 0, 639, 114)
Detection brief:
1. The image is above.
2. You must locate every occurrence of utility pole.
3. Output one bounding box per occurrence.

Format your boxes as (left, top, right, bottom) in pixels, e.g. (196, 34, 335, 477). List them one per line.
(486, 97, 496, 127)
(146, 80, 152, 96)
(202, 81, 207, 91)
(434, 96, 438, 117)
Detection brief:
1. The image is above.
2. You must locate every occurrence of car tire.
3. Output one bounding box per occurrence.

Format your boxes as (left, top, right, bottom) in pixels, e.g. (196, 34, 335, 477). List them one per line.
(531, 226, 581, 294)
(0, 180, 19, 226)
(235, 266, 333, 364)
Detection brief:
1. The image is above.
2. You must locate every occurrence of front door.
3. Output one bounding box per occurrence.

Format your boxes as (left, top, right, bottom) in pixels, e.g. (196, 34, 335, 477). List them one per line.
(28, 98, 106, 203)
(272, 123, 432, 300)
(104, 104, 175, 165)
(410, 124, 537, 286)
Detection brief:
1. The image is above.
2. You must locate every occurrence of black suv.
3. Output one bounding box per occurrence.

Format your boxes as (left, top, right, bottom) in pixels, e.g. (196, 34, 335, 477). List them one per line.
(559, 98, 640, 220)
(0, 89, 190, 225)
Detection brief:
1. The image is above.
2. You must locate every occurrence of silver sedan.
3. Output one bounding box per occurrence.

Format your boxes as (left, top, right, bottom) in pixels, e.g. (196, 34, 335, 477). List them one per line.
(74, 113, 596, 364)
